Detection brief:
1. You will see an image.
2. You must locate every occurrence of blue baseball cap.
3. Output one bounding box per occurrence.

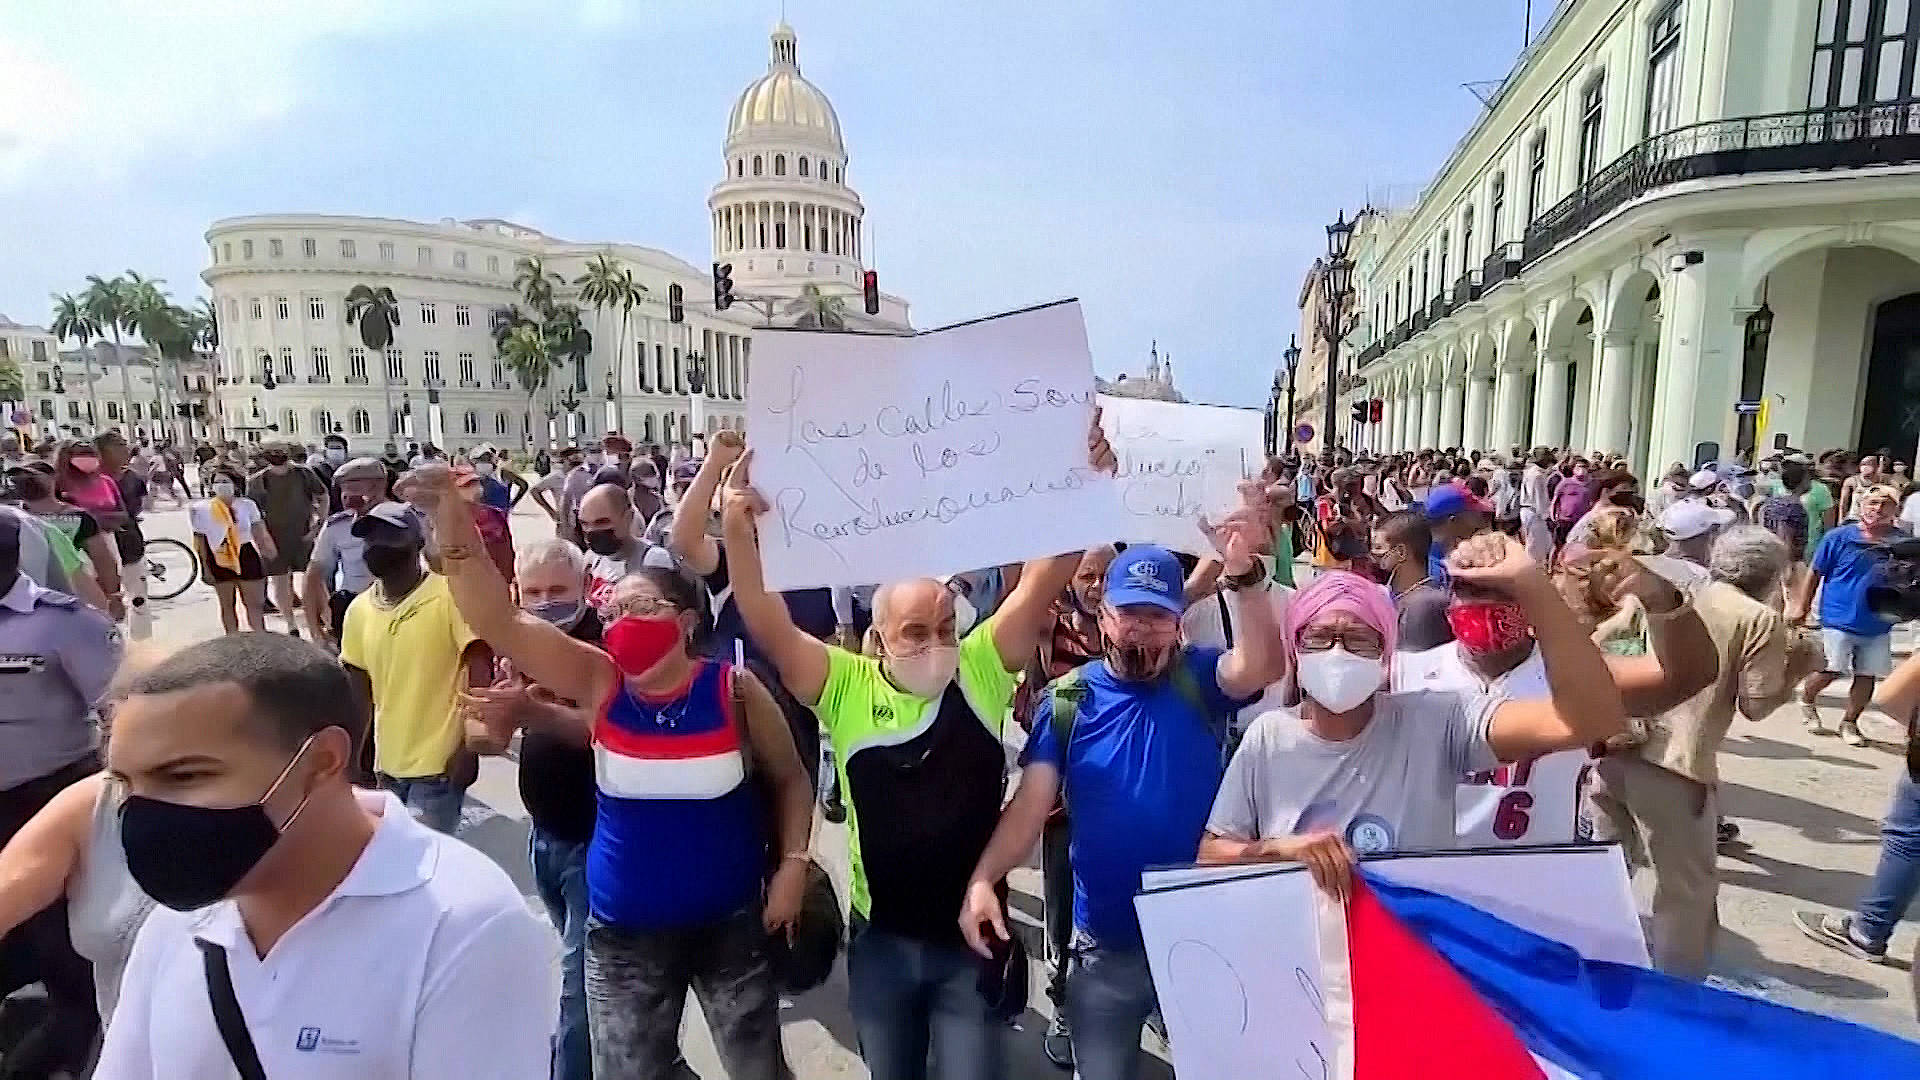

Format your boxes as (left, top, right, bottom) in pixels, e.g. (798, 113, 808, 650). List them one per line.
(1104, 545, 1185, 615)
(1424, 482, 1491, 520)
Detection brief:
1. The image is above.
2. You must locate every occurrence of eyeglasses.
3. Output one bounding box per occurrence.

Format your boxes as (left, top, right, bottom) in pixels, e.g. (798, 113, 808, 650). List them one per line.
(1297, 628, 1386, 659)
(608, 598, 680, 619)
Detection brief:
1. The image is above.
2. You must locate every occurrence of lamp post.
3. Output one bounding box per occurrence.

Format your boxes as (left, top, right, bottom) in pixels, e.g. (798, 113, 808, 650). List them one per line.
(558, 387, 582, 443)
(1282, 335, 1301, 457)
(1321, 210, 1358, 458)
(603, 369, 618, 436)
(685, 351, 708, 453)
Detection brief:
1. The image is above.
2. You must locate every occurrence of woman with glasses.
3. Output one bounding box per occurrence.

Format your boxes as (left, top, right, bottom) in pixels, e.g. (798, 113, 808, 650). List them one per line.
(1199, 533, 1644, 900)
(401, 461, 815, 1080)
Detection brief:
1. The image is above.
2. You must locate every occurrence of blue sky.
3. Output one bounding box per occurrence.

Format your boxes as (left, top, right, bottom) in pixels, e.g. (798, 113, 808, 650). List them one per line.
(0, 0, 1544, 409)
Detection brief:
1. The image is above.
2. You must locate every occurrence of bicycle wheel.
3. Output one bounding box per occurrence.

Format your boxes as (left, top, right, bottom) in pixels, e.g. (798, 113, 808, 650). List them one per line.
(143, 537, 199, 601)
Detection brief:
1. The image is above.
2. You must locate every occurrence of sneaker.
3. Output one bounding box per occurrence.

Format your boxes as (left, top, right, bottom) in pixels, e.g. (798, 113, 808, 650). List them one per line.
(1042, 1011, 1073, 1070)
(1801, 701, 1829, 734)
(1841, 723, 1868, 747)
(1793, 910, 1886, 963)
(1716, 819, 1741, 847)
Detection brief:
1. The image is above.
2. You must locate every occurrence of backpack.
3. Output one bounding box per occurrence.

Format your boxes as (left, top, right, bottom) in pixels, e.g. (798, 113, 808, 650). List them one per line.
(1047, 657, 1233, 783)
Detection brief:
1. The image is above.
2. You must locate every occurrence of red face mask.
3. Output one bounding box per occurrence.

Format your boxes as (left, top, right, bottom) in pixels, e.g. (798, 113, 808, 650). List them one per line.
(602, 615, 683, 676)
(1446, 601, 1531, 657)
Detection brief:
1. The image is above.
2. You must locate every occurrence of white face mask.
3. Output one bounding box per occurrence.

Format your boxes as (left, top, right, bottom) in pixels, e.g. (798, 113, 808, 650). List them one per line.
(952, 592, 978, 638)
(886, 644, 960, 699)
(325, 447, 346, 465)
(1295, 646, 1385, 714)
(211, 479, 236, 499)
(474, 461, 496, 477)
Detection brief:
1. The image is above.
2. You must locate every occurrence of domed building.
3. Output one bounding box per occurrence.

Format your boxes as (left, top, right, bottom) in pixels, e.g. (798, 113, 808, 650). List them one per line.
(199, 21, 908, 454)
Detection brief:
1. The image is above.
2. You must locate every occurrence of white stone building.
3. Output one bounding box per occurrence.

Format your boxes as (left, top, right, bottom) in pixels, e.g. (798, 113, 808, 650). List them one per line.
(1, 316, 214, 444)
(201, 21, 908, 455)
(1336, 0, 1920, 475)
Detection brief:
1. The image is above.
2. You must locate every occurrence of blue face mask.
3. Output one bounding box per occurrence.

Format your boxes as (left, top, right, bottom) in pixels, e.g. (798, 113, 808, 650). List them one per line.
(529, 598, 586, 630)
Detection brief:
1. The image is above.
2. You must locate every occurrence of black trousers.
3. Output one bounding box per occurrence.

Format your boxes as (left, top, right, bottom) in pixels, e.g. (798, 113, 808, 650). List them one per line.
(0, 756, 101, 1078)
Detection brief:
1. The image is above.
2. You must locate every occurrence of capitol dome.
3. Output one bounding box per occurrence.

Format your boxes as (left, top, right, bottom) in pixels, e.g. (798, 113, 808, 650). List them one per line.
(726, 22, 843, 153)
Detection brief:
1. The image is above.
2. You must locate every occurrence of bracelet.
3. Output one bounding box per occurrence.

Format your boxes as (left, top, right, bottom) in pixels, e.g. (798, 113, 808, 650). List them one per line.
(780, 851, 811, 864)
(1223, 562, 1268, 591)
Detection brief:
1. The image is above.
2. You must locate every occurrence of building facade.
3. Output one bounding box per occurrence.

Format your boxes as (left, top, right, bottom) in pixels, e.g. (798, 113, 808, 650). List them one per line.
(1096, 341, 1186, 402)
(1336, 0, 1920, 475)
(2, 316, 214, 444)
(201, 22, 908, 455)
(1291, 260, 1335, 457)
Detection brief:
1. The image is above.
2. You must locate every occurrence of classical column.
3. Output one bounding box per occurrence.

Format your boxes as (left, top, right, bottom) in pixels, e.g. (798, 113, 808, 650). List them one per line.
(1420, 384, 1442, 450)
(1495, 366, 1528, 449)
(1439, 379, 1465, 449)
(1592, 329, 1635, 456)
(1463, 374, 1492, 451)
(1400, 388, 1417, 451)
(1532, 349, 1571, 449)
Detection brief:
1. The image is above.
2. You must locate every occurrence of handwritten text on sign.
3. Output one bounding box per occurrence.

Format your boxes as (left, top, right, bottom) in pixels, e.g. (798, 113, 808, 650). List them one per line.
(745, 301, 1130, 590)
(1098, 396, 1264, 556)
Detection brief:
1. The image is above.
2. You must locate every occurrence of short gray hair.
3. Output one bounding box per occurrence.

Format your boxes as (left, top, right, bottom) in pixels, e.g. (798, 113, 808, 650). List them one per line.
(1709, 525, 1789, 598)
(515, 537, 588, 580)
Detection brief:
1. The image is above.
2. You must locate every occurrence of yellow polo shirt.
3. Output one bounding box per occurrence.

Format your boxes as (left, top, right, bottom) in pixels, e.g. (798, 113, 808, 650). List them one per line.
(341, 573, 477, 779)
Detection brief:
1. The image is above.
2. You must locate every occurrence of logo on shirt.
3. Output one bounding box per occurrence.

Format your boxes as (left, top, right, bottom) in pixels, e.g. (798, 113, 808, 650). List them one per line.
(296, 1028, 321, 1052)
(1346, 814, 1395, 854)
(293, 1027, 360, 1055)
(1122, 560, 1169, 595)
(873, 703, 894, 721)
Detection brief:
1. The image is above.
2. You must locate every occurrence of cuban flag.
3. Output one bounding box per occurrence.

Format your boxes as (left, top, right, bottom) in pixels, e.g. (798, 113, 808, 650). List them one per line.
(1331, 874, 1920, 1078)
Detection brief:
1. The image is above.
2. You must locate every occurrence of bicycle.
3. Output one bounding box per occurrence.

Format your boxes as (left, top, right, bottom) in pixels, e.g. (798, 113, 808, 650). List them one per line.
(142, 536, 200, 601)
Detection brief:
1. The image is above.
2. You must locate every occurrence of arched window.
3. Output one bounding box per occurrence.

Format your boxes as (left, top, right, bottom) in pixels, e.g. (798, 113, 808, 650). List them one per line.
(463, 410, 479, 435)
(643, 414, 656, 443)
(494, 411, 509, 435)
(752, 155, 763, 176)
(798, 158, 810, 178)
(835, 166, 843, 183)
(283, 409, 299, 435)
(774, 154, 786, 176)
(350, 408, 371, 435)
(735, 158, 744, 178)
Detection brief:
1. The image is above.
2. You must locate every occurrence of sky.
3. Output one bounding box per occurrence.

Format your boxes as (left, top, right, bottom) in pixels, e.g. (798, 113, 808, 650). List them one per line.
(0, 0, 1548, 410)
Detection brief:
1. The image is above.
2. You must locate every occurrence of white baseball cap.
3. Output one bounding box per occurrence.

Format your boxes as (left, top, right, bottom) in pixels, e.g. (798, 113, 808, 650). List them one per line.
(1687, 468, 1720, 492)
(1660, 500, 1736, 540)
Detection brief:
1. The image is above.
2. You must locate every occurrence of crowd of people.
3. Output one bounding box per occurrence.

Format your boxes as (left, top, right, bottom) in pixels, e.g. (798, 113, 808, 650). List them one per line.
(0, 420, 1917, 1079)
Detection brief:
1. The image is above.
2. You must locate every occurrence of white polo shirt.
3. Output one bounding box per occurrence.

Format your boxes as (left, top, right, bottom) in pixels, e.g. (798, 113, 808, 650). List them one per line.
(1393, 642, 1590, 847)
(95, 792, 556, 1079)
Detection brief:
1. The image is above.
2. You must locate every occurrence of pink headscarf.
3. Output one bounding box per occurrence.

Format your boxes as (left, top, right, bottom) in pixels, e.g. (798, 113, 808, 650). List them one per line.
(1280, 569, 1399, 669)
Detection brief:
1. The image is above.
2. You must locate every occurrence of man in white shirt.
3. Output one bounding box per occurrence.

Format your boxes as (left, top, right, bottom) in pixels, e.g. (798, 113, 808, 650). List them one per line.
(95, 633, 555, 1079)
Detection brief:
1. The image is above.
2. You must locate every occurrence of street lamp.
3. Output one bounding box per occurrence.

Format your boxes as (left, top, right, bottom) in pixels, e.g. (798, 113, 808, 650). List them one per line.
(1281, 335, 1301, 456)
(685, 351, 709, 449)
(1319, 209, 1361, 458)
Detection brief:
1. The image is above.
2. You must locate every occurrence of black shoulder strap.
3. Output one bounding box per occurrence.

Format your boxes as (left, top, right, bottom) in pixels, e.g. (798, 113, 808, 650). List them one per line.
(198, 939, 268, 1080)
(1216, 591, 1235, 650)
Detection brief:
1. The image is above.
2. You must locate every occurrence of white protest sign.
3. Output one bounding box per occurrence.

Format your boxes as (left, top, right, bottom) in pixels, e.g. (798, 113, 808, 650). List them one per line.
(1097, 396, 1265, 556)
(744, 301, 1130, 590)
(1134, 845, 1643, 1079)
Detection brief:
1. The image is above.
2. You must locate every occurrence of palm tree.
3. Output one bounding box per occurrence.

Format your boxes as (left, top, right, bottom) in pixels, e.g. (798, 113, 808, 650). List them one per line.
(513, 257, 564, 318)
(49, 293, 102, 431)
(498, 324, 558, 450)
(129, 295, 191, 444)
(120, 272, 170, 428)
(346, 284, 401, 437)
(787, 283, 848, 330)
(81, 274, 137, 432)
(575, 253, 647, 427)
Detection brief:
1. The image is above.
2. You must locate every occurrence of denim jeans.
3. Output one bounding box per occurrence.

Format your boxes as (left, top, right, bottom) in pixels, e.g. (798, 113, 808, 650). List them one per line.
(1857, 768, 1920, 949)
(844, 921, 1002, 1080)
(1065, 935, 1157, 1080)
(531, 829, 591, 1080)
(380, 772, 467, 834)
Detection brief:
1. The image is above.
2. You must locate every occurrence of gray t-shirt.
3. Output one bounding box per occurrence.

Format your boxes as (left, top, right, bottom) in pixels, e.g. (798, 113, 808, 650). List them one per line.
(1206, 690, 1501, 855)
(1395, 580, 1455, 652)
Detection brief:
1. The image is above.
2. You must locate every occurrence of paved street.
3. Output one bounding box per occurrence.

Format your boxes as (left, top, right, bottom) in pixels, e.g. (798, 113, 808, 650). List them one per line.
(130, 497, 1919, 1074)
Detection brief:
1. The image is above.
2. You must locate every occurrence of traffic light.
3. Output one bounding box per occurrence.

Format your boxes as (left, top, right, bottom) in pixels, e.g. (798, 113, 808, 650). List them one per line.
(712, 262, 735, 311)
(862, 270, 880, 316)
(668, 283, 685, 324)
(1350, 401, 1368, 425)
(1370, 398, 1384, 424)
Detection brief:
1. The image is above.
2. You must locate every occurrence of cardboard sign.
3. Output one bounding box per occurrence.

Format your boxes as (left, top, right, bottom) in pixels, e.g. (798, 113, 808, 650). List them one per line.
(1098, 396, 1265, 556)
(743, 301, 1130, 590)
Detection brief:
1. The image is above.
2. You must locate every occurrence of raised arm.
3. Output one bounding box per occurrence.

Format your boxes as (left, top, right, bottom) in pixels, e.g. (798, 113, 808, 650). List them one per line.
(1448, 533, 1628, 762)
(400, 464, 612, 709)
(989, 553, 1078, 673)
(720, 451, 830, 705)
(668, 430, 743, 576)
(1594, 560, 1718, 715)
(1213, 481, 1287, 699)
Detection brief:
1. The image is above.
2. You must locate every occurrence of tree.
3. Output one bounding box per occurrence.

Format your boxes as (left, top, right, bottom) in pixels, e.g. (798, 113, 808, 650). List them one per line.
(786, 283, 847, 330)
(49, 292, 103, 430)
(575, 253, 647, 416)
(512, 257, 564, 318)
(117, 273, 169, 428)
(498, 324, 558, 450)
(0, 356, 24, 404)
(346, 284, 401, 435)
(129, 294, 193, 445)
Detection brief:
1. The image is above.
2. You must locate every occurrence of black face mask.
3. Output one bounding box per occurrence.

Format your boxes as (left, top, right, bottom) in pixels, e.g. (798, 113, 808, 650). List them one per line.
(584, 528, 623, 556)
(362, 543, 417, 578)
(119, 738, 316, 911)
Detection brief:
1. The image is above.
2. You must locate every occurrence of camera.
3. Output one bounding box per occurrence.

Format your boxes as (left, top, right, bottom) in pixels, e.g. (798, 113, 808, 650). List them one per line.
(1867, 535, 1920, 624)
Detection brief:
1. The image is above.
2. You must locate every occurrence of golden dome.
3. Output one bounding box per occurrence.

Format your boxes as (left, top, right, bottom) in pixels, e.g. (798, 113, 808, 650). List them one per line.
(726, 23, 844, 152)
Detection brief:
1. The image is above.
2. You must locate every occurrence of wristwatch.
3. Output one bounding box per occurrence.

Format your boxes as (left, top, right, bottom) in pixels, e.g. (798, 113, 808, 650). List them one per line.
(1223, 562, 1268, 591)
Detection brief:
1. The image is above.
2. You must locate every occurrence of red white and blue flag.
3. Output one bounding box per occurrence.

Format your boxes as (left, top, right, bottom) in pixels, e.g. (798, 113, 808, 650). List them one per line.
(1328, 873, 1920, 1078)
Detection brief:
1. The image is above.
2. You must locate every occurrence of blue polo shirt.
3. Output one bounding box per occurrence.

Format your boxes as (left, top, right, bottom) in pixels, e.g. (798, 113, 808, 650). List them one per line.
(1812, 523, 1909, 637)
(1022, 648, 1254, 948)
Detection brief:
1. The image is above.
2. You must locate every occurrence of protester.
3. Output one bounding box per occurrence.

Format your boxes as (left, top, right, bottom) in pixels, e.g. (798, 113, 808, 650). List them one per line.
(960, 497, 1284, 1080)
(721, 420, 1115, 1080)
(1422, 482, 1491, 588)
(530, 443, 584, 530)
(576, 482, 673, 606)
(1842, 454, 1883, 522)
(95, 432, 151, 636)
(1792, 484, 1909, 745)
(1198, 534, 1636, 896)
(0, 510, 123, 1078)
(1370, 510, 1453, 651)
(404, 462, 813, 1080)
(338, 502, 492, 833)
(92, 633, 554, 1077)
(248, 441, 329, 637)
(303, 457, 400, 645)
(188, 465, 277, 634)
(11, 459, 125, 621)
(468, 444, 530, 513)
(1519, 448, 1558, 562)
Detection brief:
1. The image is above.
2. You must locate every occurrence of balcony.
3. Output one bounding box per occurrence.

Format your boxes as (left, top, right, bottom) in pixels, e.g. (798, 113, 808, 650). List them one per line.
(389, 375, 409, 386)
(459, 379, 481, 389)
(305, 375, 331, 385)
(1451, 270, 1483, 307)
(1481, 242, 1524, 292)
(1427, 296, 1447, 322)
(345, 374, 369, 385)
(1355, 340, 1386, 368)
(1522, 103, 1920, 271)
(1412, 309, 1429, 333)
(424, 377, 446, 389)
(492, 380, 513, 391)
